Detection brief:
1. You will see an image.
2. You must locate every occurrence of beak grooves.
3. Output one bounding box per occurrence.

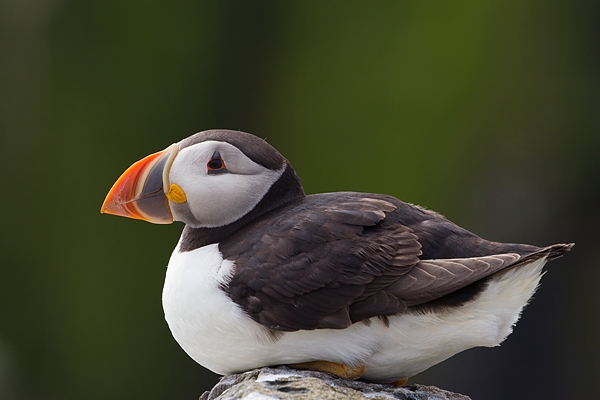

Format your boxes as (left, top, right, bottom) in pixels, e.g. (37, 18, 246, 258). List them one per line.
(101, 144, 178, 224)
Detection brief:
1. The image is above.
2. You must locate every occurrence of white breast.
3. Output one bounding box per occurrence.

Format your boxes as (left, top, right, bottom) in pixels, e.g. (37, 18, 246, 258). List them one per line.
(162, 241, 547, 381)
(162, 243, 271, 374)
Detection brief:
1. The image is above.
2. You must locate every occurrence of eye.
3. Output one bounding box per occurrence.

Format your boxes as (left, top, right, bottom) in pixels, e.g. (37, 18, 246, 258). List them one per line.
(207, 151, 228, 175)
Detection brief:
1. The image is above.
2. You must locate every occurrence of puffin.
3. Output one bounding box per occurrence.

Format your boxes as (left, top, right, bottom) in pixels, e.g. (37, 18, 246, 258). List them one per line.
(101, 129, 573, 384)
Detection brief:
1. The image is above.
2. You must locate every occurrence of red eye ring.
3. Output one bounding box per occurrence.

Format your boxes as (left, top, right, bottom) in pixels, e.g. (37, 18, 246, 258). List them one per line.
(207, 151, 228, 175)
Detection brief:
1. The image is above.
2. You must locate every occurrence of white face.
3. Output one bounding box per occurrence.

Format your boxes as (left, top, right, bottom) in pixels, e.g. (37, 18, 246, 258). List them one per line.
(167, 141, 285, 228)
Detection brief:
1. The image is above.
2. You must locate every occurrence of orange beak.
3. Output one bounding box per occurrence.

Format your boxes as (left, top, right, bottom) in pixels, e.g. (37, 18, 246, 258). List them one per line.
(101, 144, 178, 224)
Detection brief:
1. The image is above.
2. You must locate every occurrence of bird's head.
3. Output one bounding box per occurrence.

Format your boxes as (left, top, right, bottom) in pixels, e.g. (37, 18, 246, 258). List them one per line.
(101, 130, 303, 228)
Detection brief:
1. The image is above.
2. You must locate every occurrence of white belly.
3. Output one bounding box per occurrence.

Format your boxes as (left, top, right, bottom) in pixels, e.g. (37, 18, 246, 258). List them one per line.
(162, 243, 546, 382)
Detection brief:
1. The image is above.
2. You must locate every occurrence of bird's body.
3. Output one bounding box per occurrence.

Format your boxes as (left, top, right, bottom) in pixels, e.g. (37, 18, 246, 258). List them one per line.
(163, 220, 548, 382)
(101, 130, 573, 383)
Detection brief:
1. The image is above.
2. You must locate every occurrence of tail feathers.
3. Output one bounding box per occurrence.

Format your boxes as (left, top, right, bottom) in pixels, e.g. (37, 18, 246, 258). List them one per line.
(511, 243, 574, 268)
(544, 243, 575, 261)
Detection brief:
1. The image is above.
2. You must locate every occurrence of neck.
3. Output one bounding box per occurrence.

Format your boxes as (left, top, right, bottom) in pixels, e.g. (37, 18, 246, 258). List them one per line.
(179, 163, 305, 252)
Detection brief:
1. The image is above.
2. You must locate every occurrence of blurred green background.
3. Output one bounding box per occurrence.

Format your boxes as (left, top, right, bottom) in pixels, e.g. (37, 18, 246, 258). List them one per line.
(1, 1, 598, 399)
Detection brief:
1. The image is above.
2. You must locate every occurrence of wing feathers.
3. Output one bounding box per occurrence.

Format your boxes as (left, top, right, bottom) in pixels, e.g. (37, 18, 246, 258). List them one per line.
(390, 253, 520, 305)
(219, 193, 568, 331)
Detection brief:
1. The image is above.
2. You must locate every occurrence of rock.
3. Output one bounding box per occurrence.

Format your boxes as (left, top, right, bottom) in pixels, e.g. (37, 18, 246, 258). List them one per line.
(199, 367, 471, 400)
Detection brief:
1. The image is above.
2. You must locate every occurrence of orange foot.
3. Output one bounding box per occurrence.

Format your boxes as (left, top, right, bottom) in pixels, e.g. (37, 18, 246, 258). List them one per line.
(287, 360, 365, 380)
(388, 377, 409, 386)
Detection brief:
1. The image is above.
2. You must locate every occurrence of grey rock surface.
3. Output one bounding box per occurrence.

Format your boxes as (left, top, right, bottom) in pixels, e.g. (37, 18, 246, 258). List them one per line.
(199, 367, 471, 400)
